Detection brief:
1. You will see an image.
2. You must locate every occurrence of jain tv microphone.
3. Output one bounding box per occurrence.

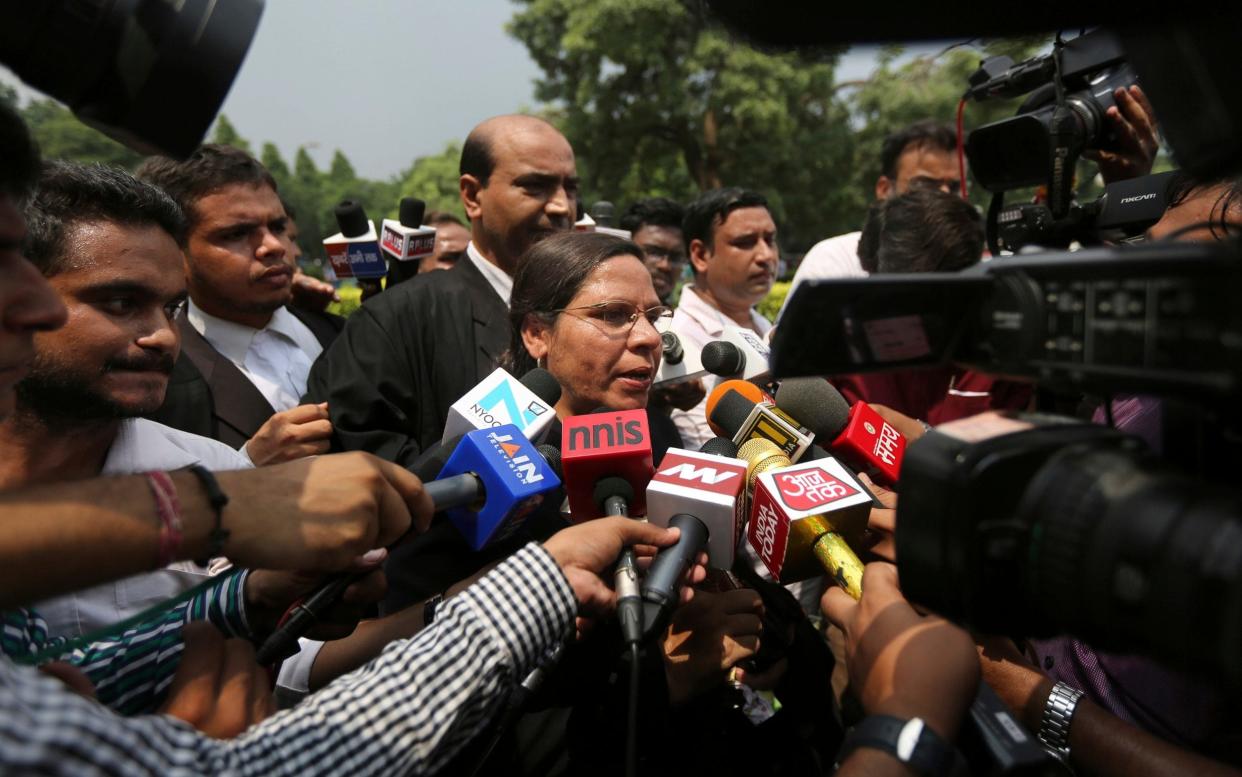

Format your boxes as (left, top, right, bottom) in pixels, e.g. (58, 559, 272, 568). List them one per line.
(380, 197, 437, 265)
(776, 378, 906, 486)
(323, 200, 387, 279)
(442, 367, 561, 445)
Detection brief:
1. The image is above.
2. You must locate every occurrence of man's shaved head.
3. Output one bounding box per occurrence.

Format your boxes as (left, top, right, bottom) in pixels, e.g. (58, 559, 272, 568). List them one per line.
(460, 115, 568, 187)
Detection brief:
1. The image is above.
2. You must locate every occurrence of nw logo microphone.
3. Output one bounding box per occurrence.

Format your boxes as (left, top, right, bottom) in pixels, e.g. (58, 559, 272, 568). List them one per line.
(657, 461, 739, 486)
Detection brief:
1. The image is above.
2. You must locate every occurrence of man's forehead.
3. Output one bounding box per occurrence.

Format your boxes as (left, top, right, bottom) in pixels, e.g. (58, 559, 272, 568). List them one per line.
(57, 221, 184, 281)
(192, 183, 283, 223)
(493, 127, 575, 171)
(896, 145, 958, 179)
(719, 206, 775, 233)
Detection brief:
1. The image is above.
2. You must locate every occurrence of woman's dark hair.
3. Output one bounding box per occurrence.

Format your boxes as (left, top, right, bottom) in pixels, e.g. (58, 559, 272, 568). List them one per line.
(1164, 171, 1242, 240)
(504, 230, 645, 377)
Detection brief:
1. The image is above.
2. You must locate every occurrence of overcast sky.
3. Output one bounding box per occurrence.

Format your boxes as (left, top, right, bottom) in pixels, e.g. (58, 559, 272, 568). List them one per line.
(1, 0, 940, 180)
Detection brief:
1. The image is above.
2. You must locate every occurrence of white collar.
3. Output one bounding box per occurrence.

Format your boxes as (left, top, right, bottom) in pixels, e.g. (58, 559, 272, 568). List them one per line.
(466, 241, 513, 306)
(186, 301, 312, 365)
(677, 284, 771, 338)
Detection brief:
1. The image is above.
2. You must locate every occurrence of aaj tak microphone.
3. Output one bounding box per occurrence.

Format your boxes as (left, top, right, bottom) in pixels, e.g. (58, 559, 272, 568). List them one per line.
(322, 200, 388, 279)
(775, 378, 906, 486)
(380, 196, 437, 265)
(256, 424, 561, 663)
(744, 442, 870, 600)
(561, 409, 653, 520)
(708, 385, 814, 462)
(442, 367, 562, 444)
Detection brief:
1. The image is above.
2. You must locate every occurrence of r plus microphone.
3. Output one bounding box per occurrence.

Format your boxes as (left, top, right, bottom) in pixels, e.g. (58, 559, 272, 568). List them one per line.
(705, 379, 773, 437)
(642, 437, 745, 637)
(380, 196, 437, 265)
(744, 453, 870, 599)
(776, 378, 906, 486)
(442, 367, 561, 445)
(561, 409, 653, 520)
(709, 387, 814, 462)
(323, 200, 387, 279)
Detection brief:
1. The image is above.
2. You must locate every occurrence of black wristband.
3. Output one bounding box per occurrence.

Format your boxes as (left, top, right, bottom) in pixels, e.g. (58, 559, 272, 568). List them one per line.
(422, 592, 445, 626)
(187, 465, 230, 566)
(837, 714, 962, 777)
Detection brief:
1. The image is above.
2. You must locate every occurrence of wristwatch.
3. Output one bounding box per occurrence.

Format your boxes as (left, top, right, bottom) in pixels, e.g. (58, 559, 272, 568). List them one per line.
(422, 592, 445, 626)
(837, 715, 961, 776)
(1038, 682, 1084, 761)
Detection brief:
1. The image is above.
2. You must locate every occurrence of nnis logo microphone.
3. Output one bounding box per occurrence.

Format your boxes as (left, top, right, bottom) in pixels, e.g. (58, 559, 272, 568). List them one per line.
(471, 382, 549, 431)
(566, 416, 645, 450)
(488, 432, 544, 485)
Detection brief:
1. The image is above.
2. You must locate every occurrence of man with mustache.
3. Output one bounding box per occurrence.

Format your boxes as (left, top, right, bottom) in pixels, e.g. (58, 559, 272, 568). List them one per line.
(139, 145, 342, 466)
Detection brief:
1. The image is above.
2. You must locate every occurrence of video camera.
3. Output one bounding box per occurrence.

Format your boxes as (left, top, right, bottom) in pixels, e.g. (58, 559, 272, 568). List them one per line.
(963, 29, 1168, 252)
(773, 21, 1242, 684)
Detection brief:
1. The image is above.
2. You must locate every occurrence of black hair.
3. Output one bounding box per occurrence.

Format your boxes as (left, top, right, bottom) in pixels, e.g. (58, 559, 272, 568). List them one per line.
(619, 197, 685, 234)
(460, 130, 496, 187)
(24, 161, 186, 277)
(134, 144, 278, 229)
(682, 187, 768, 252)
(424, 210, 466, 228)
(879, 120, 956, 181)
(859, 189, 983, 274)
(504, 231, 645, 377)
(0, 99, 41, 199)
(1163, 171, 1242, 240)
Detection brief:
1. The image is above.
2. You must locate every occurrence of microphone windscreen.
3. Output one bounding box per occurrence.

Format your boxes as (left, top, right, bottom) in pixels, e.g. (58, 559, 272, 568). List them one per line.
(660, 331, 684, 365)
(705, 379, 771, 437)
(707, 390, 754, 439)
(701, 341, 745, 376)
(699, 436, 739, 458)
(334, 200, 369, 237)
(589, 200, 615, 226)
(520, 367, 563, 406)
(536, 444, 562, 479)
(775, 378, 850, 437)
(593, 475, 634, 511)
(399, 197, 426, 228)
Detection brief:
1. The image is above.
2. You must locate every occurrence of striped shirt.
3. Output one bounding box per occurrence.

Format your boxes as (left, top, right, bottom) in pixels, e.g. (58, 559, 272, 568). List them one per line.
(0, 543, 575, 776)
(1, 570, 251, 715)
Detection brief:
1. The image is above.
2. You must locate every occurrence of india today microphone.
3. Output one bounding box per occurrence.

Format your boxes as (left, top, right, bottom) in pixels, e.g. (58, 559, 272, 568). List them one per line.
(561, 409, 653, 520)
(775, 378, 906, 487)
(442, 367, 561, 445)
(708, 385, 814, 462)
(380, 197, 436, 266)
(322, 200, 387, 279)
(744, 445, 870, 599)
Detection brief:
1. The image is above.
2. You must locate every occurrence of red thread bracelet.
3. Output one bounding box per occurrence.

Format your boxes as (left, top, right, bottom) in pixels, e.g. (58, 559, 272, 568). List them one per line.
(145, 471, 183, 567)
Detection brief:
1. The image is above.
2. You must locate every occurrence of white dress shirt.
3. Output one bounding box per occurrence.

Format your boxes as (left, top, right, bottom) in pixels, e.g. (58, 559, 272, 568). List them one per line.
(465, 241, 513, 305)
(776, 231, 866, 324)
(667, 285, 772, 450)
(186, 300, 323, 412)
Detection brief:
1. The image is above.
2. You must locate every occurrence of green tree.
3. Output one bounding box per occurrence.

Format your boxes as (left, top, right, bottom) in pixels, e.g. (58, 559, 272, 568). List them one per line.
(260, 142, 291, 184)
(396, 142, 466, 218)
(211, 114, 252, 152)
(507, 0, 855, 251)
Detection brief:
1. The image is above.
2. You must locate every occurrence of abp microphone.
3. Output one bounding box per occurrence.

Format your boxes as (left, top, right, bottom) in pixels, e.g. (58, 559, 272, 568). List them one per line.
(744, 450, 870, 599)
(776, 378, 905, 486)
(442, 367, 561, 444)
(561, 409, 653, 520)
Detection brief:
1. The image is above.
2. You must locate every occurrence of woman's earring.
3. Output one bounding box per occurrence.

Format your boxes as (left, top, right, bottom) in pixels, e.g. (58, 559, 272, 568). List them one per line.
(537, 354, 547, 369)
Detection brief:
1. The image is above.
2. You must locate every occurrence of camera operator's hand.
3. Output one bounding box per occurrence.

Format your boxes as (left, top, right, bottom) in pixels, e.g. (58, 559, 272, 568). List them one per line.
(822, 562, 978, 740)
(870, 403, 927, 444)
(541, 518, 707, 618)
(212, 452, 432, 573)
(662, 587, 764, 705)
(1086, 85, 1160, 183)
(158, 622, 275, 739)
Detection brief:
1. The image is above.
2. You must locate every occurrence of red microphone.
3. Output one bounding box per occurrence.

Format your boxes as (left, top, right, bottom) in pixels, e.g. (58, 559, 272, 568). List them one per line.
(775, 378, 906, 486)
(561, 409, 653, 520)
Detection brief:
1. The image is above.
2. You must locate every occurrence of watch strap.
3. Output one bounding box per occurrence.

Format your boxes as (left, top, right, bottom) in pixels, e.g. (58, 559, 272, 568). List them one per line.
(1038, 681, 1084, 760)
(422, 593, 445, 626)
(838, 714, 960, 776)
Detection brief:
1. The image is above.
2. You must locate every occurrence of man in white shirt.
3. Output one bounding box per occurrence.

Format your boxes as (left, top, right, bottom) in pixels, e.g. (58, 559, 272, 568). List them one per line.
(778, 120, 960, 322)
(138, 145, 342, 465)
(668, 188, 778, 449)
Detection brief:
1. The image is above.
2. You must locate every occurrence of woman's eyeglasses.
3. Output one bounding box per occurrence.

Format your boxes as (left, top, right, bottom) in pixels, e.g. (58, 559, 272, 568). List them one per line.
(551, 300, 674, 334)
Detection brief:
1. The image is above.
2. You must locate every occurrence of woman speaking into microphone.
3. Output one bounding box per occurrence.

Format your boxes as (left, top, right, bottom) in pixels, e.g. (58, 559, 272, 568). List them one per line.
(504, 230, 683, 457)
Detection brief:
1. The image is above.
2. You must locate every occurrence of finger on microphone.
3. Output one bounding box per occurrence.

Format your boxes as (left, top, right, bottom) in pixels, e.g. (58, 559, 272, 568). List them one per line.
(821, 585, 857, 630)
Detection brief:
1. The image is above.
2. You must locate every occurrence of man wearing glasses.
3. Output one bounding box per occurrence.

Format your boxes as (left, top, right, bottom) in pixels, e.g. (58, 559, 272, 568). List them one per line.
(619, 197, 687, 306)
(668, 188, 779, 449)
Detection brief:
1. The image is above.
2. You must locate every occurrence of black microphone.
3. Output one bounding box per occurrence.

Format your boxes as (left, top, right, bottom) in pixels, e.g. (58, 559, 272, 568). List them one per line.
(595, 476, 645, 647)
